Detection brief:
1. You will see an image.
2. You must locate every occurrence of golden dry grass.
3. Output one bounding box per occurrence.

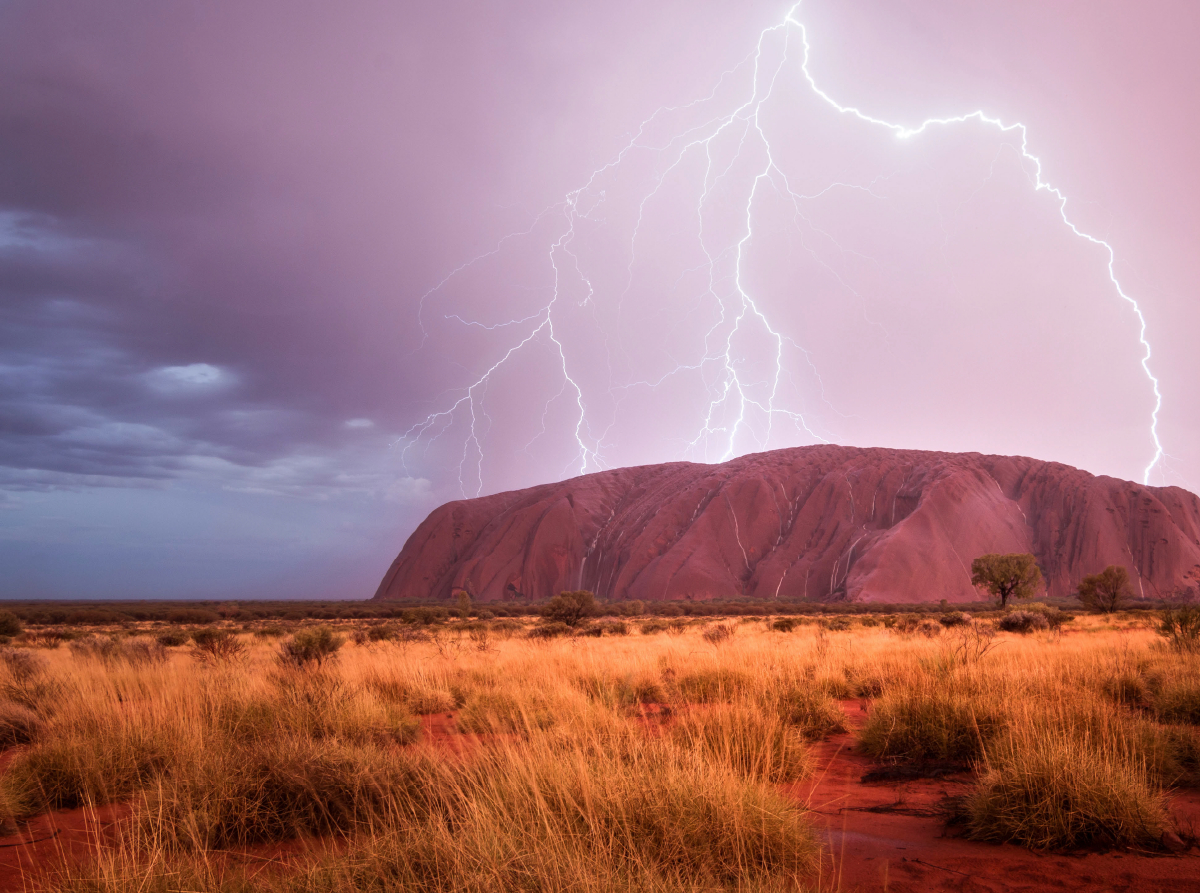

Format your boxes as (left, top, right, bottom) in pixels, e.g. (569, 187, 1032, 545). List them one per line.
(0, 611, 1196, 888)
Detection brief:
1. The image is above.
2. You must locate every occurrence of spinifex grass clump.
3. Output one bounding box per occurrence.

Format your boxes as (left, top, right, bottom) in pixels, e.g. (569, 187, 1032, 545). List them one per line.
(858, 682, 1004, 763)
(963, 728, 1170, 850)
(3, 711, 175, 813)
(142, 737, 449, 849)
(50, 733, 822, 893)
(669, 703, 810, 783)
(762, 683, 848, 740)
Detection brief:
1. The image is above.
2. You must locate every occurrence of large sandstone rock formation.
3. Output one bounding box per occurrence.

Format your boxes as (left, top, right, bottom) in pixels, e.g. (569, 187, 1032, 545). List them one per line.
(374, 446, 1200, 604)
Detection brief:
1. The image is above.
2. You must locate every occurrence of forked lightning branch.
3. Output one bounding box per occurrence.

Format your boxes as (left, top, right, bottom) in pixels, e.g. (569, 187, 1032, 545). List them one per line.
(400, 1, 1165, 494)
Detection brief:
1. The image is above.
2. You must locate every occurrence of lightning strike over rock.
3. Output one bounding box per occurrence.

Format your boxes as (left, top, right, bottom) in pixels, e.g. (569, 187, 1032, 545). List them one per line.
(400, 1, 1166, 497)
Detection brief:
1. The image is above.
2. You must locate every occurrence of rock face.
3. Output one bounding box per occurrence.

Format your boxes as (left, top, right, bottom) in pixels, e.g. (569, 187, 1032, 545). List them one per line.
(374, 445, 1200, 604)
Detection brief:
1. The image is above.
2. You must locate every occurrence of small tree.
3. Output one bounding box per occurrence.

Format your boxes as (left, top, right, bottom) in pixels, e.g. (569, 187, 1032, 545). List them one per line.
(0, 610, 23, 639)
(970, 553, 1043, 609)
(542, 590, 597, 627)
(455, 589, 473, 619)
(1077, 565, 1133, 614)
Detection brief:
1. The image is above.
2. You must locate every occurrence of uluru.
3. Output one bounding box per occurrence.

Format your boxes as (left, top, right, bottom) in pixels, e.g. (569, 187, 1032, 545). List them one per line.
(374, 445, 1200, 605)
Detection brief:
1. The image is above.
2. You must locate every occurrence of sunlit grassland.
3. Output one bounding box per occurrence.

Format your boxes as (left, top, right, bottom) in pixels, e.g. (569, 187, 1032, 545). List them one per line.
(0, 611, 1198, 890)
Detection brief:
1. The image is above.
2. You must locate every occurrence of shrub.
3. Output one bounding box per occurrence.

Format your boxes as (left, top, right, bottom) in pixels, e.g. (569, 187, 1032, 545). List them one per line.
(962, 730, 1169, 850)
(702, 622, 736, 645)
(1158, 607, 1200, 653)
(123, 638, 169, 666)
(0, 647, 45, 682)
(940, 611, 971, 627)
(278, 627, 343, 668)
(541, 590, 597, 627)
(772, 618, 798, 633)
(527, 622, 571, 640)
(1077, 565, 1134, 614)
(577, 620, 630, 637)
(998, 611, 1049, 634)
(0, 611, 22, 638)
(822, 617, 852, 632)
(156, 631, 189, 648)
(191, 629, 247, 662)
(916, 619, 943, 637)
(166, 608, 220, 625)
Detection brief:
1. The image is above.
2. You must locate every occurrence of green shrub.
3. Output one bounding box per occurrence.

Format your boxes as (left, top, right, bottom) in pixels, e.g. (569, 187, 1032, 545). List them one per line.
(998, 611, 1049, 634)
(772, 618, 798, 632)
(191, 629, 246, 662)
(365, 624, 395, 642)
(577, 620, 630, 637)
(1158, 608, 1200, 653)
(939, 611, 971, 627)
(278, 627, 343, 668)
(541, 591, 598, 627)
(0, 611, 22, 638)
(702, 622, 736, 644)
(156, 631, 189, 647)
(527, 622, 571, 640)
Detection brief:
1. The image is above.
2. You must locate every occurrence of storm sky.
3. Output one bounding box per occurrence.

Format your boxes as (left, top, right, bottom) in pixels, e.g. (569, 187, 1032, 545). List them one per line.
(2, 0, 1197, 600)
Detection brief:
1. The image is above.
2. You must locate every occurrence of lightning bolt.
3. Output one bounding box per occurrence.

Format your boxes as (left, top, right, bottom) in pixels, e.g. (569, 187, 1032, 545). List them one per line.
(399, 1, 1166, 495)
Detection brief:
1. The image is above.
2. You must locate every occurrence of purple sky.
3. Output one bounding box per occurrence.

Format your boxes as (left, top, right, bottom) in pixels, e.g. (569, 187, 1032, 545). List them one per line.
(2, 0, 1197, 600)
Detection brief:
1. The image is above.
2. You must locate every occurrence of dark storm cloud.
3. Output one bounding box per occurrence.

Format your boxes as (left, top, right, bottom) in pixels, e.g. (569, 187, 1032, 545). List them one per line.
(0, 1, 418, 497)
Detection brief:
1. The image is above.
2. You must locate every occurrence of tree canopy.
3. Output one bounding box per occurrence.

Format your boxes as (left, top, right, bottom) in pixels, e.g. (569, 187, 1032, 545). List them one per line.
(970, 553, 1043, 608)
(1077, 565, 1133, 614)
(542, 590, 598, 627)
